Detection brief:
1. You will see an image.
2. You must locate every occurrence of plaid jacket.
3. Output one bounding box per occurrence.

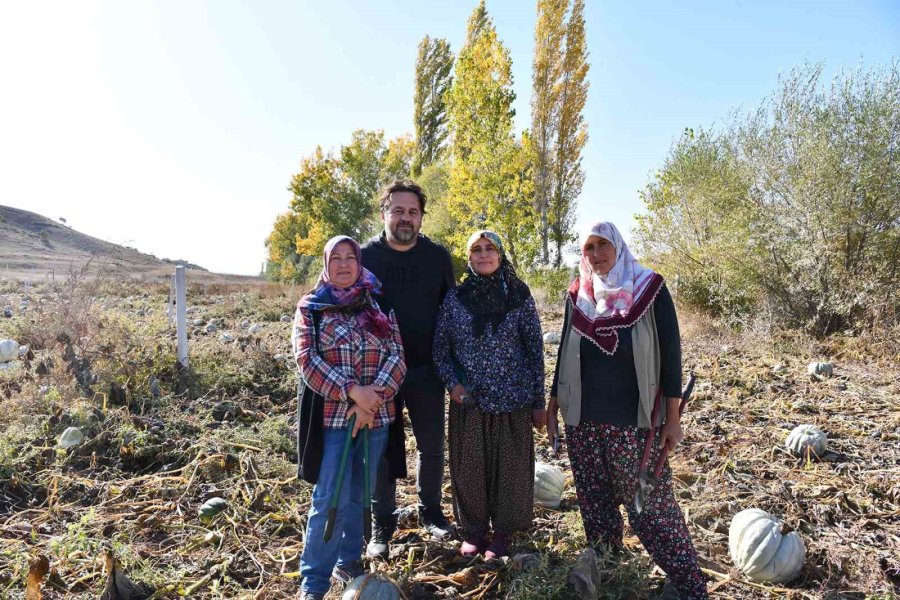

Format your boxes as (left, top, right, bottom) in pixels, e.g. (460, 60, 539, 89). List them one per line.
(292, 303, 406, 429)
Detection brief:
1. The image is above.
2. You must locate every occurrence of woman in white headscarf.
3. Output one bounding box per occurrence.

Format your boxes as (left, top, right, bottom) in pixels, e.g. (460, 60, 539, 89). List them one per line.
(547, 222, 707, 600)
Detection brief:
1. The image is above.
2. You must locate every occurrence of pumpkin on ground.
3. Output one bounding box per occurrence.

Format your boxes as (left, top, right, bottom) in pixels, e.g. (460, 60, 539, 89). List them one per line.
(534, 462, 566, 508)
(806, 361, 833, 377)
(341, 573, 404, 600)
(0, 339, 18, 363)
(198, 497, 228, 524)
(785, 424, 827, 459)
(58, 427, 85, 450)
(729, 508, 805, 583)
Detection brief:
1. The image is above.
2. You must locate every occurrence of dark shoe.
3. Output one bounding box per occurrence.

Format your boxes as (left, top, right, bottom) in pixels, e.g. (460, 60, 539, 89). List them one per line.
(659, 579, 681, 600)
(332, 560, 366, 585)
(419, 507, 454, 541)
(365, 520, 395, 559)
(484, 531, 509, 560)
(299, 591, 325, 600)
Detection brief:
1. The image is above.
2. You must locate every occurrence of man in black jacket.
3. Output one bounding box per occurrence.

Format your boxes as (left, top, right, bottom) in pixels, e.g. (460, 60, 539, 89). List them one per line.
(361, 180, 456, 559)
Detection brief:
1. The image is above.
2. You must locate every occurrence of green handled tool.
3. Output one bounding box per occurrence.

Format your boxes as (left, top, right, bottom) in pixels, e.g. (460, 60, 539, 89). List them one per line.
(363, 425, 372, 542)
(323, 413, 357, 542)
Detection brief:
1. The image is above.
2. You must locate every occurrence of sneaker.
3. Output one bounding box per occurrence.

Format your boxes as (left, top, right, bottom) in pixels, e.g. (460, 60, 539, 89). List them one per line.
(484, 532, 509, 560)
(332, 560, 365, 585)
(299, 591, 325, 600)
(419, 507, 454, 541)
(365, 520, 394, 559)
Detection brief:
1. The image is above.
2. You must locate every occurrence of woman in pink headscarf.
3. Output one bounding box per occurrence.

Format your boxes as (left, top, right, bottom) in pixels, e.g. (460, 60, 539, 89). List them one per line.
(547, 222, 707, 600)
(292, 235, 406, 600)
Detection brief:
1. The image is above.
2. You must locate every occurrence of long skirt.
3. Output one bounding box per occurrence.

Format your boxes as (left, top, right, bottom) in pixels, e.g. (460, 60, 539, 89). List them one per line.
(448, 403, 534, 539)
(566, 421, 708, 600)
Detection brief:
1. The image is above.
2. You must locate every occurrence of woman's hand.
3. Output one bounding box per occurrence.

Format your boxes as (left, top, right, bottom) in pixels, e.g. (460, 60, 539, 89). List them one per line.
(546, 396, 559, 453)
(347, 404, 375, 437)
(532, 409, 546, 431)
(348, 384, 385, 415)
(449, 384, 470, 405)
(659, 399, 684, 450)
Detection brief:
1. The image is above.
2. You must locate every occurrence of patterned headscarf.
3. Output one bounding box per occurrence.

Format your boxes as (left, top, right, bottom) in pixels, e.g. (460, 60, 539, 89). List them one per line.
(297, 235, 392, 339)
(569, 221, 662, 354)
(457, 230, 531, 338)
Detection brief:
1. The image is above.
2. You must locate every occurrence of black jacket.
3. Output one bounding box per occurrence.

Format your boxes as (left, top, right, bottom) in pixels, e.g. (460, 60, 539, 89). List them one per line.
(361, 232, 455, 369)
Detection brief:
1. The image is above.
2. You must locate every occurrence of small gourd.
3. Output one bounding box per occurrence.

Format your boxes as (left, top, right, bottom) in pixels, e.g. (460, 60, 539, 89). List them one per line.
(198, 497, 228, 524)
(0, 339, 18, 363)
(341, 573, 403, 600)
(806, 362, 833, 377)
(58, 427, 85, 449)
(534, 462, 566, 508)
(729, 508, 805, 583)
(785, 424, 827, 459)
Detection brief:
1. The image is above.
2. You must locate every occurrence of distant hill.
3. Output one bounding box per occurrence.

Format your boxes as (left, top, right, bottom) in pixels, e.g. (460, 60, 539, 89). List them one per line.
(0, 205, 220, 282)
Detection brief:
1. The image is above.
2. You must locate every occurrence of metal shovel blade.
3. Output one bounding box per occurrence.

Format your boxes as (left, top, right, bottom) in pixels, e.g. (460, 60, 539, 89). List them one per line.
(633, 472, 660, 516)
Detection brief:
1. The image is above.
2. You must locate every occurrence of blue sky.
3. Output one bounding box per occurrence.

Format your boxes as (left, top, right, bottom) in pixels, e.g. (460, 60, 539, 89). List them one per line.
(2, 1, 897, 275)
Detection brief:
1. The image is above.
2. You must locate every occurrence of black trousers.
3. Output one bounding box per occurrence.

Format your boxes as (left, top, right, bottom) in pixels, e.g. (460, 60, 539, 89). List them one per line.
(372, 365, 446, 523)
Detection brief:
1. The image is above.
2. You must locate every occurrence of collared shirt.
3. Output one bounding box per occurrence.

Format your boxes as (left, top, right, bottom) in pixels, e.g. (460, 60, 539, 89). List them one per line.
(292, 303, 406, 429)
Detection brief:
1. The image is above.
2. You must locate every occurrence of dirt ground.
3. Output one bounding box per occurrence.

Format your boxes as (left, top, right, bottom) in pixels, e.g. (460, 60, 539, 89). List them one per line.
(0, 277, 897, 599)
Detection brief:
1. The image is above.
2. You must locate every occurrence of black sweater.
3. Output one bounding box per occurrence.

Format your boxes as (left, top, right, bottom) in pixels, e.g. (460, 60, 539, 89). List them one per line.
(552, 284, 682, 426)
(361, 232, 456, 369)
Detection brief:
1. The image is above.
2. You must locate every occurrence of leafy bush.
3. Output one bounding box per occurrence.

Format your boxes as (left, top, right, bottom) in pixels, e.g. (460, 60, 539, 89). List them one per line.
(635, 62, 900, 335)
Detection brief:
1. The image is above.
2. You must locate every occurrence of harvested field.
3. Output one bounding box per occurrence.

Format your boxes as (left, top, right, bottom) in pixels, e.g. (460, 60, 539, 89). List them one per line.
(0, 275, 898, 599)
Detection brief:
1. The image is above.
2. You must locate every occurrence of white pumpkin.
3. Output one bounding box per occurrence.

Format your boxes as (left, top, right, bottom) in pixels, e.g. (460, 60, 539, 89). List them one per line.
(0, 339, 18, 363)
(806, 361, 833, 377)
(59, 427, 85, 450)
(785, 424, 827, 458)
(729, 508, 805, 583)
(341, 573, 403, 600)
(534, 462, 566, 508)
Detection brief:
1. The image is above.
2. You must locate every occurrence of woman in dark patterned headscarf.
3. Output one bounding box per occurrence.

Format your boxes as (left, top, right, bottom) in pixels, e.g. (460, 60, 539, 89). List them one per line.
(433, 230, 545, 559)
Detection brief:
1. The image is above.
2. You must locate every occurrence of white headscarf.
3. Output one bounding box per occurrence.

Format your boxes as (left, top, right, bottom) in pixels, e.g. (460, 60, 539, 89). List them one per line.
(569, 221, 661, 354)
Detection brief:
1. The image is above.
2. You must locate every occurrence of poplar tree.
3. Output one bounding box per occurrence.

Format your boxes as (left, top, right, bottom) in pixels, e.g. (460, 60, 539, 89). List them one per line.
(412, 37, 454, 175)
(530, 0, 589, 265)
(531, 0, 567, 264)
(445, 2, 538, 267)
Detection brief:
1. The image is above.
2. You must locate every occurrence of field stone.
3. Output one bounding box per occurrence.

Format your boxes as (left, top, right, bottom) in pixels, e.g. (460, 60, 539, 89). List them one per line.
(543, 332, 561, 345)
(192, 318, 204, 326)
(248, 324, 263, 334)
(220, 333, 235, 343)
(2, 306, 11, 318)
(511, 553, 540, 571)
(205, 322, 218, 333)
(240, 319, 251, 329)
(280, 314, 292, 323)
(273, 354, 287, 364)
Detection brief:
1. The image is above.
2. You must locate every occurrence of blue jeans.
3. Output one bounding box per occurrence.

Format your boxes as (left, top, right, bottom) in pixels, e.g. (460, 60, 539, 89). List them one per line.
(300, 425, 388, 595)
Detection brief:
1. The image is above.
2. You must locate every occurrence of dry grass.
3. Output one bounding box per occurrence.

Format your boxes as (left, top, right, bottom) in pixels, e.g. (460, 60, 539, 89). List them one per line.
(0, 280, 898, 599)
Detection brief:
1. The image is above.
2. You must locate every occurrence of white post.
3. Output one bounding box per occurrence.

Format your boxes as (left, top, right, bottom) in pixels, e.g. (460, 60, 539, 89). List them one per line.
(175, 266, 188, 367)
(167, 274, 176, 324)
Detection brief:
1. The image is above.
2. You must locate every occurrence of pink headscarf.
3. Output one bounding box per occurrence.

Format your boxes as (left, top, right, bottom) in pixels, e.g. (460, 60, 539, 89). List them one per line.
(568, 222, 663, 354)
(298, 235, 393, 339)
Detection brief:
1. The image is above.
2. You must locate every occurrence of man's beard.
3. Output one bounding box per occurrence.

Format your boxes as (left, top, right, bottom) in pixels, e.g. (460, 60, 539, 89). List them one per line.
(389, 223, 417, 244)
